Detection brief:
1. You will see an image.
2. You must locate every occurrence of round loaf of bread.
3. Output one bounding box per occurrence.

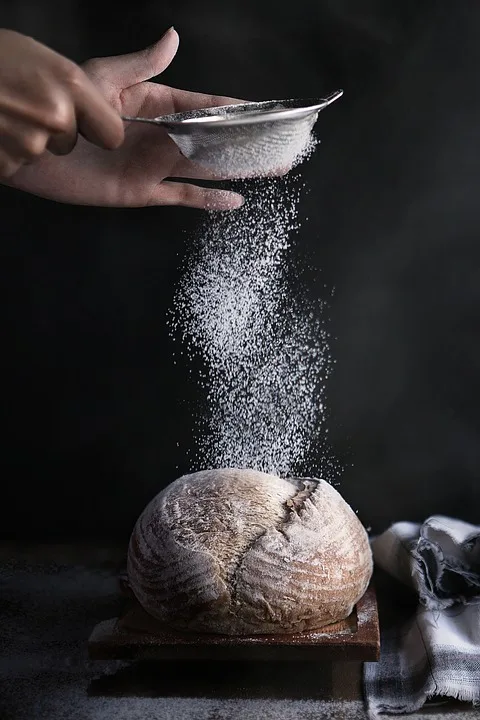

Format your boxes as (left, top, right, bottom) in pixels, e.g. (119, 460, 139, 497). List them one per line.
(127, 468, 372, 635)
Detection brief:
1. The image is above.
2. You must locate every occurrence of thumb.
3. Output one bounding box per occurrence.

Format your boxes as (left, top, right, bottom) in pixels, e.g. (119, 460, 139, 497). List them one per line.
(85, 27, 179, 88)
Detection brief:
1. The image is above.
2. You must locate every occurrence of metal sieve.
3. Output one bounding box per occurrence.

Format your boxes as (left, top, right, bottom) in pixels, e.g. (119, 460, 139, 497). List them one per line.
(122, 90, 343, 177)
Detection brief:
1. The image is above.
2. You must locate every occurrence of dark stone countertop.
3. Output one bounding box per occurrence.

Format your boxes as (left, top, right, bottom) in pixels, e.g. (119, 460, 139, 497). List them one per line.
(0, 544, 476, 720)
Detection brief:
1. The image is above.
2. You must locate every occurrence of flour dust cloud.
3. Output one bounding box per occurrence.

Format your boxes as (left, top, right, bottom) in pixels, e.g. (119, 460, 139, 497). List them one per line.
(169, 171, 334, 479)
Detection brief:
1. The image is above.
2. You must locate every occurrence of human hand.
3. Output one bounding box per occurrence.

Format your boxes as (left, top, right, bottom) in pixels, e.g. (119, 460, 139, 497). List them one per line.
(0, 28, 124, 178)
(8, 28, 244, 210)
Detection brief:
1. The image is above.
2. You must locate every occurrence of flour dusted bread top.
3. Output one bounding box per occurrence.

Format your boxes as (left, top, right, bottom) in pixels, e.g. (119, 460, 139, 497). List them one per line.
(127, 468, 373, 635)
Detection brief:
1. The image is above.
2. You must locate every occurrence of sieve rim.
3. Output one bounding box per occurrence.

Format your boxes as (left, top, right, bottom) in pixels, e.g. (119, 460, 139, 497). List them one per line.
(158, 90, 343, 133)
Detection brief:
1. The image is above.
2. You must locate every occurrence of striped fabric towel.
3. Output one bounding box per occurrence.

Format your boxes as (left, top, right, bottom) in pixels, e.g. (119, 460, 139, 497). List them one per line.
(364, 516, 480, 717)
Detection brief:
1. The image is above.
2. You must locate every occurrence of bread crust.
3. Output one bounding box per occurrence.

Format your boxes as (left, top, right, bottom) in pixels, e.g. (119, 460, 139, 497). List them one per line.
(127, 469, 373, 635)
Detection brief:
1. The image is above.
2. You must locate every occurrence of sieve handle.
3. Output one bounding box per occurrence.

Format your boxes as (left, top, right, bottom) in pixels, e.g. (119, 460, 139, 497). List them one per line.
(121, 115, 165, 126)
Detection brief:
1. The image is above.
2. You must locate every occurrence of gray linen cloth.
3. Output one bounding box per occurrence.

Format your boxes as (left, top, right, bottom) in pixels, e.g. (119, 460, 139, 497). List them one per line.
(364, 515, 480, 716)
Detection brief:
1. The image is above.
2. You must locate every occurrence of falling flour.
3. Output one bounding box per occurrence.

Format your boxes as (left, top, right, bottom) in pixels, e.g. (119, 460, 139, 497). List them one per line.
(170, 139, 335, 478)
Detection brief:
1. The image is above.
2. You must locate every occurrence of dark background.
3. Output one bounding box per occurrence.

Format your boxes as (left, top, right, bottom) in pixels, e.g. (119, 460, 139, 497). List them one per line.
(1, 0, 479, 544)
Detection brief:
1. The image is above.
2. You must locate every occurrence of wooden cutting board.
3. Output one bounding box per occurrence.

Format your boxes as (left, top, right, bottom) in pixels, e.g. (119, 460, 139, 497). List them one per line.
(88, 585, 379, 664)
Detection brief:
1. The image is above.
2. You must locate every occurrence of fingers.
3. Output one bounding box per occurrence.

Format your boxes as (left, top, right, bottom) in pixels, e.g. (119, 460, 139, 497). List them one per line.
(83, 27, 179, 88)
(76, 28, 182, 147)
(0, 64, 123, 154)
(166, 86, 245, 115)
(42, 92, 78, 155)
(71, 68, 124, 150)
(0, 146, 24, 178)
(46, 129, 78, 156)
(152, 181, 244, 210)
(0, 30, 123, 159)
(0, 113, 50, 176)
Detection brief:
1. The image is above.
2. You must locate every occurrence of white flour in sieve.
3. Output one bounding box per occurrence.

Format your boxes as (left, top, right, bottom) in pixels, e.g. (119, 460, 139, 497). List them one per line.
(171, 107, 319, 178)
(170, 138, 335, 478)
(193, 121, 317, 178)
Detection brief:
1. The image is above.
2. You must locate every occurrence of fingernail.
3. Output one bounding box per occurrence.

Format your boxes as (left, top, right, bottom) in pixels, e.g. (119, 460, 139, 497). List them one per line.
(230, 194, 245, 209)
(161, 26, 175, 38)
(206, 190, 245, 212)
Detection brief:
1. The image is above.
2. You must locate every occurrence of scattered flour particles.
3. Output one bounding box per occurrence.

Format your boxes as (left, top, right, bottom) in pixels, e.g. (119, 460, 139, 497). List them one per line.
(170, 145, 336, 478)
